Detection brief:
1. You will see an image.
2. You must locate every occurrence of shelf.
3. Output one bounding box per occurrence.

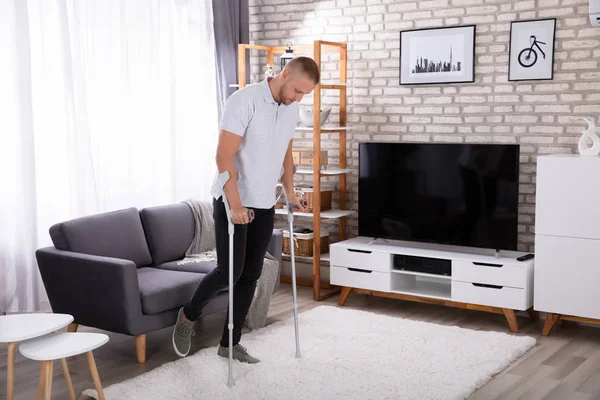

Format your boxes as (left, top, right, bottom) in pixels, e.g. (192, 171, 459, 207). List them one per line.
(295, 126, 350, 132)
(321, 83, 347, 89)
(236, 40, 347, 302)
(391, 269, 452, 280)
(391, 273, 452, 300)
(295, 167, 351, 175)
(259, 42, 346, 53)
(275, 209, 354, 219)
(390, 284, 451, 301)
(282, 253, 330, 264)
(229, 82, 346, 89)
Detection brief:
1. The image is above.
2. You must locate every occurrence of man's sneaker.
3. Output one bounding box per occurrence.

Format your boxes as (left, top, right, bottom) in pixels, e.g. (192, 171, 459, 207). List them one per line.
(172, 307, 195, 357)
(217, 344, 260, 364)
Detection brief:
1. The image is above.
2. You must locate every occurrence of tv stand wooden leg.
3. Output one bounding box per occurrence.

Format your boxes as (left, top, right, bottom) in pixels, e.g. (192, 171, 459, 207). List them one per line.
(542, 313, 560, 336)
(503, 309, 519, 333)
(339, 287, 352, 306)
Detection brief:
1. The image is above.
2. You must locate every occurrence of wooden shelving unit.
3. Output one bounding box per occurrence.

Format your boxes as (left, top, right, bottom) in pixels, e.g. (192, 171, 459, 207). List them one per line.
(235, 40, 352, 301)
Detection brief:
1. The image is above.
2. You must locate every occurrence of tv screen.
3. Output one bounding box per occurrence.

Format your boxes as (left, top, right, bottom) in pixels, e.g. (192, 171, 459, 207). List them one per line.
(358, 142, 519, 251)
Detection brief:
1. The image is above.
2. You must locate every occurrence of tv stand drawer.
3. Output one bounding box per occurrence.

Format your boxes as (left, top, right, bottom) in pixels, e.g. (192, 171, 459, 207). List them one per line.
(452, 280, 528, 310)
(452, 260, 527, 289)
(330, 247, 391, 272)
(330, 266, 390, 292)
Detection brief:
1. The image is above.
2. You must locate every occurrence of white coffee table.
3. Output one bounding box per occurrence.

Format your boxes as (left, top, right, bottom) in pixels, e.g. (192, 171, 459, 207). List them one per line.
(20, 332, 109, 400)
(0, 313, 73, 400)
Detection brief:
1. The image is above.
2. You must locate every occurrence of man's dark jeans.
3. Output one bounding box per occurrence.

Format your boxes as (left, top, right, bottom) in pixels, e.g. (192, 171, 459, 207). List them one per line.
(183, 197, 275, 347)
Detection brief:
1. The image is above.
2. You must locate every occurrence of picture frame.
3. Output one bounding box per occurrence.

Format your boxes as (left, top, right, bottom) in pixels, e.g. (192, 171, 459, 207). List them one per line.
(399, 25, 476, 85)
(508, 18, 556, 81)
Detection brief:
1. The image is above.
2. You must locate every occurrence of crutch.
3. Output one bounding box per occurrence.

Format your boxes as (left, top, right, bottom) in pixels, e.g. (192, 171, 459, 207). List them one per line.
(216, 170, 254, 388)
(277, 183, 308, 359)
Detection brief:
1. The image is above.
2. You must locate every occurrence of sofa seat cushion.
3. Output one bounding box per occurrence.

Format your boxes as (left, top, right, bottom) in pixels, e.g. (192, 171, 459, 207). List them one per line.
(155, 260, 217, 274)
(49, 207, 153, 267)
(137, 267, 206, 315)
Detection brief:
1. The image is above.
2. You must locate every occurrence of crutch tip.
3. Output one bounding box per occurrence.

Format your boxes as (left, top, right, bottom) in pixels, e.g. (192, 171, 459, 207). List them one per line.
(295, 351, 302, 358)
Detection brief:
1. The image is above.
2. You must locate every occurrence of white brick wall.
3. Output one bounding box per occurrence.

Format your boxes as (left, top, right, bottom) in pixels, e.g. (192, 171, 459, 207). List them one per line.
(249, 0, 600, 252)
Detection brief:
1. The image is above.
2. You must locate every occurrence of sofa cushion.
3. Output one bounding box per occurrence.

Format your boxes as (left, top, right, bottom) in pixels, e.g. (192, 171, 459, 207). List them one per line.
(140, 203, 195, 265)
(137, 267, 206, 314)
(155, 260, 217, 274)
(49, 207, 152, 267)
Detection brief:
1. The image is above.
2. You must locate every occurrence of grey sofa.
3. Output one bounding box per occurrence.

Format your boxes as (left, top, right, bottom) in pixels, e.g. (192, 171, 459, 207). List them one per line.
(35, 202, 283, 363)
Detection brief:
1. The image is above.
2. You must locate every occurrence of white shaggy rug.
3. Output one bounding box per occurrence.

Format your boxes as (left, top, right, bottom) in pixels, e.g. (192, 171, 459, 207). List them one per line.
(83, 306, 536, 400)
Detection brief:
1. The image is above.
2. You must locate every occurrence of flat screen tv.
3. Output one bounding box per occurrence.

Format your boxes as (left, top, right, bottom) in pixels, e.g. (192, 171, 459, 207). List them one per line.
(358, 142, 519, 251)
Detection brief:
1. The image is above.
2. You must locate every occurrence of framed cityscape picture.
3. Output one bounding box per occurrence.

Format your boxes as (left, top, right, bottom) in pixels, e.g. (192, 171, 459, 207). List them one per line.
(508, 18, 556, 81)
(399, 25, 476, 85)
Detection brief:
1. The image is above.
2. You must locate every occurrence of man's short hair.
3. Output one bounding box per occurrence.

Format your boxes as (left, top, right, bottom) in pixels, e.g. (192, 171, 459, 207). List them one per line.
(285, 56, 320, 84)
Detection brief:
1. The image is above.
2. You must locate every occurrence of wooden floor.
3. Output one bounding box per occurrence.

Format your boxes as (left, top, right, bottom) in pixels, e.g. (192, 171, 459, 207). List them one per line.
(2, 284, 600, 400)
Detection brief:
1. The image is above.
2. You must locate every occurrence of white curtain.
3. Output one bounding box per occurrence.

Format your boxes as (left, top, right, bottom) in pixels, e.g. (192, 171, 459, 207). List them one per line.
(0, 0, 220, 313)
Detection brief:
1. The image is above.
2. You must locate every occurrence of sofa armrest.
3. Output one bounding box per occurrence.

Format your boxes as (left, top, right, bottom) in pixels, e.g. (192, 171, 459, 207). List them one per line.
(267, 230, 283, 293)
(35, 247, 143, 335)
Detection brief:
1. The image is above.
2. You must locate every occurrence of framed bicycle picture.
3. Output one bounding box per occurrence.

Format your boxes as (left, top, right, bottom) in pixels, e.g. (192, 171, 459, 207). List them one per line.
(508, 18, 556, 81)
(399, 25, 475, 85)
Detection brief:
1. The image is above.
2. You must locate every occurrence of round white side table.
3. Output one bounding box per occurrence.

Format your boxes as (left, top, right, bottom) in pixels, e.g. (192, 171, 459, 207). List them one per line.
(19, 332, 109, 400)
(0, 313, 73, 400)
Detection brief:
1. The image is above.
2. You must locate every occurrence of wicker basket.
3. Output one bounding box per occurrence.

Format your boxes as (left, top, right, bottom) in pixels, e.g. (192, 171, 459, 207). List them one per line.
(294, 185, 333, 212)
(282, 229, 329, 257)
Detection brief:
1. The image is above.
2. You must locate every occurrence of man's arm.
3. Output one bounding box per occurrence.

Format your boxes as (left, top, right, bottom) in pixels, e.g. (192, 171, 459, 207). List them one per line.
(281, 140, 306, 211)
(282, 141, 295, 199)
(215, 89, 253, 224)
(216, 129, 249, 223)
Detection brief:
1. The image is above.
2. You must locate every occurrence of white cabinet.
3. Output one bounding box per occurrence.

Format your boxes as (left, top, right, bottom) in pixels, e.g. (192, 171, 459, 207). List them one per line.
(536, 154, 600, 240)
(534, 235, 600, 320)
(535, 155, 600, 333)
(331, 236, 535, 333)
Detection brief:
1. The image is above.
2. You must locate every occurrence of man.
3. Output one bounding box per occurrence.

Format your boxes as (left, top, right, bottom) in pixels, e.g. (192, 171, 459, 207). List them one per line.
(172, 56, 320, 363)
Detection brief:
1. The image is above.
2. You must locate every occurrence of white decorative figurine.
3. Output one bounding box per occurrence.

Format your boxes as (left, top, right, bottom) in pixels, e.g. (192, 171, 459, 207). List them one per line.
(578, 118, 600, 156)
(264, 64, 275, 78)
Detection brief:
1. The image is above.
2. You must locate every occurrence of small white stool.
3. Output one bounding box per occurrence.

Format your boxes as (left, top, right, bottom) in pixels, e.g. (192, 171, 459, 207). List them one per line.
(19, 332, 109, 400)
(0, 313, 73, 400)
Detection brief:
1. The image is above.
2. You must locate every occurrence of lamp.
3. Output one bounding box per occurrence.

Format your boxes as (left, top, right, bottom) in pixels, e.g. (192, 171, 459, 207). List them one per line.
(280, 42, 296, 71)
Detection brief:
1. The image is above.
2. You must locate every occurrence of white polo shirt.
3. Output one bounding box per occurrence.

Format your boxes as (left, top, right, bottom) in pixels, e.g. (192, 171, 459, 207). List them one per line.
(210, 78, 299, 209)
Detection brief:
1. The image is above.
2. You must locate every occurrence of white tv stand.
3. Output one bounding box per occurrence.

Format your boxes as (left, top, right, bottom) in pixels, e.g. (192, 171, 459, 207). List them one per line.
(330, 236, 537, 333)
